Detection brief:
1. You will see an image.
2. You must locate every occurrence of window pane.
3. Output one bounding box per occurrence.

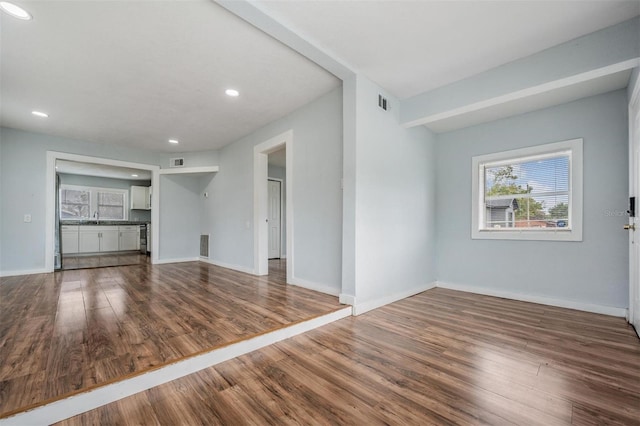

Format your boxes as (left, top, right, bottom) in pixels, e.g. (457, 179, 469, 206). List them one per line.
(62, 189, 89, 204)
(98, 205, 124, 220)
(98, 192, 124, 206)
(483, 153, 570, 230)
(60, 189, 90, 219)
(485, 155, 569, 196)
(61, 204, 90, 219)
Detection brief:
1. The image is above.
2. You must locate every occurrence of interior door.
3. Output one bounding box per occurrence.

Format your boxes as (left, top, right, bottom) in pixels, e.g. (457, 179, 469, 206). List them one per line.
(629, 100, 640, 336)
(268, 180, 281, 259)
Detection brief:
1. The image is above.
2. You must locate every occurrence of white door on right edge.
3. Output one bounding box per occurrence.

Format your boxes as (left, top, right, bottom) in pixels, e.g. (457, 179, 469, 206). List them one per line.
(629, 102, 640, 336)
(268, 180, 281, 260)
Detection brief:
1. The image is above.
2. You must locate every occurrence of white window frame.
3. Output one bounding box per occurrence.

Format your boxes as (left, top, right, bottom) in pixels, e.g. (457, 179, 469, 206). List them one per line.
(60, 184, 129, 221)
(471, 138, 583, 241)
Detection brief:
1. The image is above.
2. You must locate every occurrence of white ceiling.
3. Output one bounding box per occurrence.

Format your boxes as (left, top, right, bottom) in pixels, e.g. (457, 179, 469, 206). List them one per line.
(56, 160, 151, 180)
(256, 0, 640, 99)
(1, 1, 638, 153)
(0, 1, 339, 153)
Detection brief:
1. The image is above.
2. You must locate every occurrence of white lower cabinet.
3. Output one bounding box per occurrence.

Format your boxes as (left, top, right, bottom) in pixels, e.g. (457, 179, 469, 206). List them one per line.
(74, 225, 138, 253)
(101, 228, 120, 252)
(79, 227, 102, 253)
(119, 226, 140, 251)
(78, 228, 98, 252)
(61, 225, 79, 254)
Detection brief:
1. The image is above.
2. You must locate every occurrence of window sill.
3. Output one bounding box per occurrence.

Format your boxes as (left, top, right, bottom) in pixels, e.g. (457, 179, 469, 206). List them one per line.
(472, 228, 582, 241)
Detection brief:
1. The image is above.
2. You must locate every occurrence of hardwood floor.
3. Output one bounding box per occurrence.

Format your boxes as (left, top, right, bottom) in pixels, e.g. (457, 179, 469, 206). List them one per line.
(57, 288, 639, 426)
(0, 259, 341, 418)
(61, 253, 148, 270)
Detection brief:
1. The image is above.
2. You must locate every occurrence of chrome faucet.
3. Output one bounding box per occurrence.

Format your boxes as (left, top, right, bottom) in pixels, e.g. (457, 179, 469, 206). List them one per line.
(94, 211, 99, 224)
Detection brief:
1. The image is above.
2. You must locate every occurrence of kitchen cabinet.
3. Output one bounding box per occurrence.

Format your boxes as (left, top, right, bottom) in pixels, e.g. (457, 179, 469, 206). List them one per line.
(101, 228, 120, 252)
(79, 226, 119, 253)
(61, 225, 79, 254)
(131, 185, 152, 210)
(119, 226, 140, 251)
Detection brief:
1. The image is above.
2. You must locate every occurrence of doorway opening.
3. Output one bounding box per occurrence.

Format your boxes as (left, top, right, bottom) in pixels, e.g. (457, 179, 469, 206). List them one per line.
(253, 130, 293, 282)
(56, 159, 153, 270)
(45, 151, 160, 273)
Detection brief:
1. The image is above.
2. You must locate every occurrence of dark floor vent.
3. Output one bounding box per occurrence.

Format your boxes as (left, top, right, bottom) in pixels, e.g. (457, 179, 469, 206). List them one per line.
(200, 234, 209, 258)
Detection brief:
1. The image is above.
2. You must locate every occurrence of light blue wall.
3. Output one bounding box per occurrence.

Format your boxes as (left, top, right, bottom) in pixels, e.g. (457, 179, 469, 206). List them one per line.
(201, 87, 343, 291)
(268, 164, 286, 256)
(629, 67, 639, 101)
(58, 173, 152, 222)
(436, 90, 629, 309)
(160, 149, 220, 169)
(347, 75, 437, 304)
(0, 127, 163, 273)
(158, 174, 201, 260)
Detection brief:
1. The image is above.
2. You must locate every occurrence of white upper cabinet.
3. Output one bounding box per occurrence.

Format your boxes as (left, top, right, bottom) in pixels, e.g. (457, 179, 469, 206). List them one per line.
(131, 185, 151, 210)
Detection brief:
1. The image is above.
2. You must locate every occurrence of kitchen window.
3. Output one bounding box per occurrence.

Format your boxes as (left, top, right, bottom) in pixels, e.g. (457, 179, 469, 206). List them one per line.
(98, 191, 125, 220)
(471, 139, 583, 241)
(60, 188, 91, 219)
(60, 185, 128, 221)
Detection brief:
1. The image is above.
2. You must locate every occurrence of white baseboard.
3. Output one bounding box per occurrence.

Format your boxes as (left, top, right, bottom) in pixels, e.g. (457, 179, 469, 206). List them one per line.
(0, 306, 352, 425)
(339, 293, 356, 306)
(153, 257, 200, 265)
(200, 258, 255, 275)
(352, 282, 437, 316)
(436, 281, 628, 318)
(0, 267, 51, 278)
(289, 276, 340, 296)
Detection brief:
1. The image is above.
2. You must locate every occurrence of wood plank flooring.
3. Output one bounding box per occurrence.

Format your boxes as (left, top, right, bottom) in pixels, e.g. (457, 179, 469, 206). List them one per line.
(57, 288, 640, 426)
(61, 253, 148, 270)
(0, 259, 341, 418)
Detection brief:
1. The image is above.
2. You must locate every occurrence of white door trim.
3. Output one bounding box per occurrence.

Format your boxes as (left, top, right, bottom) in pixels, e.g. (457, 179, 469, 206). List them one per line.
(253, 130, 293, 281)
(45, 151, 160, 272)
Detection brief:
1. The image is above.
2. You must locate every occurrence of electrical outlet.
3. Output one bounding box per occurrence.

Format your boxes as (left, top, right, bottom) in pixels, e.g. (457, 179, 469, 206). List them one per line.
(24, 214, 31, 223)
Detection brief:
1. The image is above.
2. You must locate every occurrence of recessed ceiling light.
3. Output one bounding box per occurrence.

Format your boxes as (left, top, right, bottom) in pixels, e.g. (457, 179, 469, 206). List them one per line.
(0, 2, 32, 20)
(131, 174, 139, 177)
(168, 139, 179, 144)
(32, 110, 48, 118)
(225, 89, 239, 97)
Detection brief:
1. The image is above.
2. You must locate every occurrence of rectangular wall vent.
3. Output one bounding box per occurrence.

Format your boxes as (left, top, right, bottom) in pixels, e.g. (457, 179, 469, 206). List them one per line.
(200, 234, 209, 258)
(170, 157, 185, 168)
(378, 94, 388, 111)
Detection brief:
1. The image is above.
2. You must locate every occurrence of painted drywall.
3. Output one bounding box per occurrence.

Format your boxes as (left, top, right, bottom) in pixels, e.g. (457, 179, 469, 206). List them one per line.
(401, 17, 640, 126)
(0, 127, 163, 274)
(268, 164, 287, 256)
(58, 173, 152, 222)
(201, 87, 343, 292)
(158, 174, 201, 261)
(160, 149, 220, 169)
(346, 75, 437, 304)
(629, 66, 640, 101)
(436, 90, 629, 309)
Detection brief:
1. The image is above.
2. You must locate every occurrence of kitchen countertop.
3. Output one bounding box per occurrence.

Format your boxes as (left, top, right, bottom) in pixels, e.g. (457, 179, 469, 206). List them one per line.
(60, 221, 150, 226)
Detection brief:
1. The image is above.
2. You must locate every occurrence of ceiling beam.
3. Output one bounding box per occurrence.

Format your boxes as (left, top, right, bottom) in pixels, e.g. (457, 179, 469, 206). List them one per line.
(214, 0, 356, 81)
(400, 17, 640, 129)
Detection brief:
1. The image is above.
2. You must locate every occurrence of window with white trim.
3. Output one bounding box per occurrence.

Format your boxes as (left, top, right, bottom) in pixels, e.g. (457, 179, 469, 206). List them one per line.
(472, 139, 583, 241)
(60, 188, 91, 220)
(60, 185, 128, 221)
